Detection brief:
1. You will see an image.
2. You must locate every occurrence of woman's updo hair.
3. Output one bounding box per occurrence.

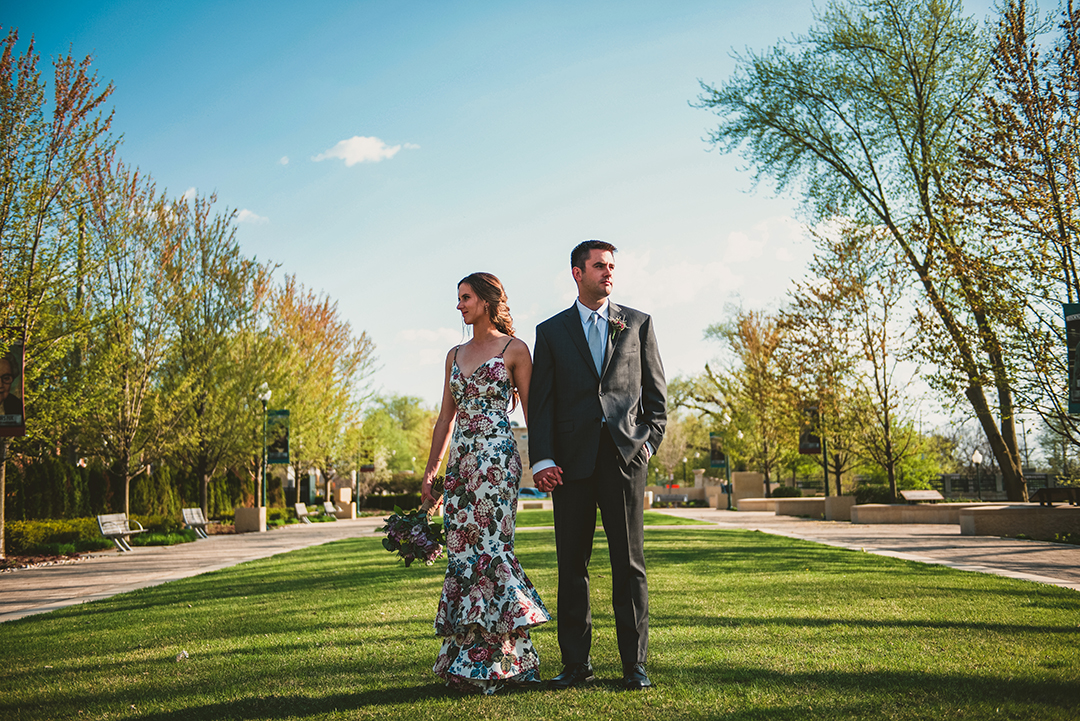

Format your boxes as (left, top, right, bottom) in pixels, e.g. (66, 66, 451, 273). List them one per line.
(459, 272, 515, 337)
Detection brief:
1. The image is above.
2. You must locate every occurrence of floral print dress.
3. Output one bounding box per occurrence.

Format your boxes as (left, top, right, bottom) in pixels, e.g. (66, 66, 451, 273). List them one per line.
(432, 342, 550, 694)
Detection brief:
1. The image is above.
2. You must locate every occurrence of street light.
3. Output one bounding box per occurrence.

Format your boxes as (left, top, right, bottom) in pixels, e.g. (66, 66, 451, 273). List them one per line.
(682, 457, 688, 485)
(258, 383, 272, 508)
(972, 449, 983, 501)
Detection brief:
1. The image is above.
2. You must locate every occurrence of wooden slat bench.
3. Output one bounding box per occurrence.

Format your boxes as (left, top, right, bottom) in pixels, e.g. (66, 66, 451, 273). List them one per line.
(900, 490, 945, 504)
(181, 507, 210, 539)
(97, 513, 146, 552)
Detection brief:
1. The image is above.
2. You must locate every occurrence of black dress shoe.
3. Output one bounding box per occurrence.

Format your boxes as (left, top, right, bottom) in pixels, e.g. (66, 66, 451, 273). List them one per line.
(547, 662, 596, 690)
(623, 663, 652, 691)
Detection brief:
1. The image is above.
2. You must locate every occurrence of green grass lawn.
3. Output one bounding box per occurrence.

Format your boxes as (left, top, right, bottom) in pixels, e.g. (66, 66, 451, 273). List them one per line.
(1, 529, 1077, 720)
(513, 509, 711, 527)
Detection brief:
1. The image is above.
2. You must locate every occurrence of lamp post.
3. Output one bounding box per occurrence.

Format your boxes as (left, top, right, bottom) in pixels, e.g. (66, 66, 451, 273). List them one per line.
(258, 383, 272, 508)
(1018, 418, 1030, 471)
(681, 457, 688, 485)
(972, 449, 983, 501)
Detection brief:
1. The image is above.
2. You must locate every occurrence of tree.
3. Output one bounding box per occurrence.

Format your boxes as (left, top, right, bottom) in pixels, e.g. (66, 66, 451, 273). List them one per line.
(0, 29, 114, 554)
(677, 308, 800, 495)
(159, 191, 278, 518)
(359, 394, 437, 476)
(787, 222, 923, 499)
(695, 0, 1031, 500)
(271, 277, 376, 497)
(961, 0, 1080, 449)
(78, 158, 185, 515)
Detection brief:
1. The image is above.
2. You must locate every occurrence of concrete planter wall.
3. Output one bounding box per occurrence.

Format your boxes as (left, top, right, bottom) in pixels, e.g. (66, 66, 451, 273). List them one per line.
(234, 506, 266, 533)
(960, 504, 1080, 540)
(850, 503, 984, 525)
(774, 497, 826, 518)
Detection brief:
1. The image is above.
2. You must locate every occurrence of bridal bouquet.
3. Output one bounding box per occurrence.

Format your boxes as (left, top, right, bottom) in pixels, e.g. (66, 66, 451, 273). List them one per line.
(378, 477, 446, 567)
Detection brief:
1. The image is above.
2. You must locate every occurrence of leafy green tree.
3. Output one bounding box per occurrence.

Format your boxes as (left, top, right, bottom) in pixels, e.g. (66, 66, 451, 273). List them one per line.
(695, 0, 1031, 500)
(677, 308, 800, 495)
(78, 158, 185, 515)
(159, 191, 279, 518)
(271, 277, 377, 497)
(961, 0, 1080, 449)
(0, 29, 114, 554)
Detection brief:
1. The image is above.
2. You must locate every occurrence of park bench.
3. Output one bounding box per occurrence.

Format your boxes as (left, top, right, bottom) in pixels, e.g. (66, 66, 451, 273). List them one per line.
(181, 507, 210, 539)
(97, 513, 146, 552)
(655, 493, 690, 508)
(900, 489, 944, 504)
(322, 501, 340, 519)
(294, 502, 314, 523)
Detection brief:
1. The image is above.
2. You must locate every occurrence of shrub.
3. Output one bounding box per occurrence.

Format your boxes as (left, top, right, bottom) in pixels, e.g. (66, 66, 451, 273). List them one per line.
(4, 517, 112, 555)
(855, 485, 894, 505)
(771, 486, 803, 498)
(131, 529, 198, 547)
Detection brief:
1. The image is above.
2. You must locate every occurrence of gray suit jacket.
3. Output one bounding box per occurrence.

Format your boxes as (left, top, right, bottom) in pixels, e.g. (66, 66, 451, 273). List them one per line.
(529, 302, 666, 481)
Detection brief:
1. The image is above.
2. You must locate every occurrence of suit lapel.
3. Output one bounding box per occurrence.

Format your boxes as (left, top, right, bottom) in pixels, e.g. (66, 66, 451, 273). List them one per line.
(600, 302, 623, 379)
(559, 306, 599, 379)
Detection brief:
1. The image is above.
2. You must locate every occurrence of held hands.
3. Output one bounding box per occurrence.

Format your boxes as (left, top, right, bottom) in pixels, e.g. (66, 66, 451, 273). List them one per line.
(533, 466, 564, 493)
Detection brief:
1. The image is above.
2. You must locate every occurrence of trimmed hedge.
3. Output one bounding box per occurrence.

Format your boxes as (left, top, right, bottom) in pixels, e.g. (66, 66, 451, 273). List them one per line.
(361, 493, 422, 512)
(771, 486, 803, 498)
(5, 513, 188, 555)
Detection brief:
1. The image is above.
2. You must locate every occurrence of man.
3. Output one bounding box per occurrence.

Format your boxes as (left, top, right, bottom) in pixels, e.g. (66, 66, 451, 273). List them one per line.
(529, 240, 667, 691)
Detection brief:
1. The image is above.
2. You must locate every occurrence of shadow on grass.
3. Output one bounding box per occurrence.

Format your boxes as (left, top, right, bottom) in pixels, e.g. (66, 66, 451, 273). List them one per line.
(28, 666, 1078, 721)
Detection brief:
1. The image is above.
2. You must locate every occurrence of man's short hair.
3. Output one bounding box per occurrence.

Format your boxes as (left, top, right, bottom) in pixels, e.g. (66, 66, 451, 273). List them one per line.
(571, 240, 617, 271)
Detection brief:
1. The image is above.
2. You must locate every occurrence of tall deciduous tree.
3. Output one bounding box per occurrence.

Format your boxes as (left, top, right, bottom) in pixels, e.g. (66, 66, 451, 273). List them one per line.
(962, 0, 1080, 451)
(0, 29, 113, 555)
(160, 192, 278, 518)
(271, 277, 376, 495)
(79, 158, 185, 514)
(695, 0, 1030, 500)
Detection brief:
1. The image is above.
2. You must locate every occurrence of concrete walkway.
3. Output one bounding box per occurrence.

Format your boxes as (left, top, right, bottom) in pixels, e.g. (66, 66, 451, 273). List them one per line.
(660, 507, 1080, 592)
(2, 509, 1078, 624)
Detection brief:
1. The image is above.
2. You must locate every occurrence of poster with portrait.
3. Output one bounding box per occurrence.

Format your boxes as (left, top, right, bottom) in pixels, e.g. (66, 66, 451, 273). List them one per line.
(0, 340, 25, 437)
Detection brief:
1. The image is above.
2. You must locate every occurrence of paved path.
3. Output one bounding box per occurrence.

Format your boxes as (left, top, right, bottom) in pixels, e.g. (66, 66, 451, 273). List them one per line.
(2, 509, 1077, 624)
(660, 507, 1080, 592)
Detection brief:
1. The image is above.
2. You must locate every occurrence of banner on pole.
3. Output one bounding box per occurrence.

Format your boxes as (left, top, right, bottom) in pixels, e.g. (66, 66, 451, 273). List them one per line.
(267, 410, 290, 464)
(0, 337, 25, 438)
(1066, 304, 1080, 414)
(709, 432, 727, 470)
(799, 405, 821, 455)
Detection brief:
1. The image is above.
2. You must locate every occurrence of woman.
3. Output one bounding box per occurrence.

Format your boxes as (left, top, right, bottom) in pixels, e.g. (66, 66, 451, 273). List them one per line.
(420, 272, 550, 694)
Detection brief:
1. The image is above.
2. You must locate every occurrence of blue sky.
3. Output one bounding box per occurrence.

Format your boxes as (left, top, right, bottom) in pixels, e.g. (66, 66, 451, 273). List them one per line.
(2, 0, 997, 420)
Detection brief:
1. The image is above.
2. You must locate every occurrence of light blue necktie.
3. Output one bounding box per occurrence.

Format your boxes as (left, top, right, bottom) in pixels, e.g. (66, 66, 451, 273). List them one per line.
(588, 311, 604, 375)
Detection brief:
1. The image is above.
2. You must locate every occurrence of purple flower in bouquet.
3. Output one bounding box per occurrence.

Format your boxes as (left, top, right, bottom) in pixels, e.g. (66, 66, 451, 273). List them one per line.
(377, 476, 446, 567)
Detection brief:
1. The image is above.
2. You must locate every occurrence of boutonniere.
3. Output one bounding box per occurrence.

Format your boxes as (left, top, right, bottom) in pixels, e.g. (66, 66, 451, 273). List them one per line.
(609, 316, 627, 340)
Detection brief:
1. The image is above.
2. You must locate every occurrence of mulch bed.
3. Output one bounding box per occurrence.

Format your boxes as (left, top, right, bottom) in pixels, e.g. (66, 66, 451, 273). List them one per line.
(0, 551, 100, 573)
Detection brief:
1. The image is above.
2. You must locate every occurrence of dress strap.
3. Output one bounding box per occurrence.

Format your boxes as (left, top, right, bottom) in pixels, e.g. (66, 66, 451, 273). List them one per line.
(500, 338, 513, 354)
(453, 345, 461, 363)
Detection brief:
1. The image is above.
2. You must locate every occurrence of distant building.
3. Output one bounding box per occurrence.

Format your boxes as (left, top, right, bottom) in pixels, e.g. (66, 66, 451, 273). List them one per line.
(512, 425, 535, 489)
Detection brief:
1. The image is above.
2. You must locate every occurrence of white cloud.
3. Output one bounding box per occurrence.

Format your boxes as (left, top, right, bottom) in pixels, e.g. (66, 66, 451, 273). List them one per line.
(312, 136, 403, 166)
(396, 327, 465, 367)
(724, 230, 765, 263)
(403, 142, 421, 150)
(279, 156, 289, 165)
(182, 187, 197, 202)
(616, 249, 744, 310)
(237, 209, 268, 224)
(775, 247, 794, 262)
